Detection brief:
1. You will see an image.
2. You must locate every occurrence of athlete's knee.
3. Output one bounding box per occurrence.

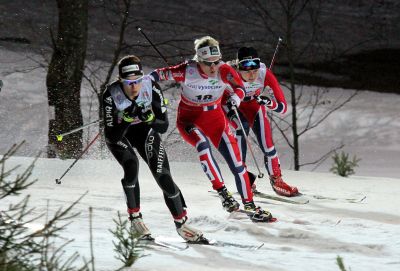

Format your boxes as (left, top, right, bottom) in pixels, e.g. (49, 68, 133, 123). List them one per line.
(121, 174, 138, 188)
(232, 163, 246, 174)
(158, 174, 179, 196)
(264, 146, 277, 158)
(197, 138, 211, 152)
(122, 157, 138, 179)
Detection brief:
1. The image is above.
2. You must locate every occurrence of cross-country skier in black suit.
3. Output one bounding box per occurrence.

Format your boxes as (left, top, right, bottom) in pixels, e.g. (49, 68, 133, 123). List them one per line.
(102, 55, 203, 242)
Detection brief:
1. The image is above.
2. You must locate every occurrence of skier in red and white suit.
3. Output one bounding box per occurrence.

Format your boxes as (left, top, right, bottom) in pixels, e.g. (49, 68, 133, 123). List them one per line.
(223, 47, 299, 197)
(150, 36, 272, 221)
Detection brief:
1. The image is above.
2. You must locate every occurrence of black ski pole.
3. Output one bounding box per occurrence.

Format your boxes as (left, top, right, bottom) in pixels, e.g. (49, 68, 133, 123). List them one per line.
(55, 132, 101, 184)
(136, 26, 170, 66)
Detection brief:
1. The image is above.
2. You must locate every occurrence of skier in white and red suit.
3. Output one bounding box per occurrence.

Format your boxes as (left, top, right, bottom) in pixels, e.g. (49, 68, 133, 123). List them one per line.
(150, 36, 272, 221)
(222, 46, 299, 197)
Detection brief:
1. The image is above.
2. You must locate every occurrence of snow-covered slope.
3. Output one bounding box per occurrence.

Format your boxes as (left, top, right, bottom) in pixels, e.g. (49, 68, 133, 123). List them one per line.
(2, 157, 399, 271)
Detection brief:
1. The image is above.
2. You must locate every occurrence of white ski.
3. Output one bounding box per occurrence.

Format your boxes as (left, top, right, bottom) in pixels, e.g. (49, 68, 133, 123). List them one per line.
(253, 191, 310, 205)
(139, 235, 189, 251)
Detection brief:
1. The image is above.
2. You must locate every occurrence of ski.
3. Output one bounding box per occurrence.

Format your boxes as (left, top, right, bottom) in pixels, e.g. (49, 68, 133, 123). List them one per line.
(187, 236, 265, 251)
(203, 239, 264, 250)
(138, 235, 189, 251)
(253, 191, 310, 205)
(215, 240, 264, 250)
(208, 190, 309, 205)
(252, 191, 365, 205)
(307, 194, 366, 203)
(139, 235, 263, 251)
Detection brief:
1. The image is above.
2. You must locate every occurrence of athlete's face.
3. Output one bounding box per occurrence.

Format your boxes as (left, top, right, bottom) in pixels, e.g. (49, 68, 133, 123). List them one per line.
(198, 56, 221, 77)
(121, 74, 143, 99)
(239, 69, 259, 83)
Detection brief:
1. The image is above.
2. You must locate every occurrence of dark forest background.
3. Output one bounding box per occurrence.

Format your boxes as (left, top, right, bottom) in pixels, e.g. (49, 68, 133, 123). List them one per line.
(1, 0, 399, 93)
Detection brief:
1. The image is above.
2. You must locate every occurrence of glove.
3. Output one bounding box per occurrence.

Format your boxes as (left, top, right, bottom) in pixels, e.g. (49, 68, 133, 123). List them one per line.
(256, 95, 273, 106)
(122, 102, 139, 123)
(138, 105, 155, 124)
(226, 94, 241, 110)
(227, 109, 237, 121)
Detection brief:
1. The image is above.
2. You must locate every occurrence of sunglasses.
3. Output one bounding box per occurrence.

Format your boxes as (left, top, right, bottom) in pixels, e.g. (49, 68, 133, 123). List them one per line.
(201, 59, 221, 66)
(122, 76, 143, 86)
(238, 58, 260, 70)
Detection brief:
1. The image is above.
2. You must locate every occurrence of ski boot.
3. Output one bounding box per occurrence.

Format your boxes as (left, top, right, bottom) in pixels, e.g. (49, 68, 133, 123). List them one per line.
(270, 175, 299, 197)
(243, 201, 273, 222)
(175, 216, 207, 243)
(217, 186, 240, 212)
(129, 212, 151, 238)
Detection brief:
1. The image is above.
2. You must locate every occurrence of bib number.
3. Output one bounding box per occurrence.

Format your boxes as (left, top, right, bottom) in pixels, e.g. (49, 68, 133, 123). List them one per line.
(195, 94, 213, 101)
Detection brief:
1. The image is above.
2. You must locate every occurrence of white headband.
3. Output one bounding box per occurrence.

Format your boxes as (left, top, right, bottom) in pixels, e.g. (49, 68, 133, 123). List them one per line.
(196, 45, 221, 60)
(122, 64, 140, 73)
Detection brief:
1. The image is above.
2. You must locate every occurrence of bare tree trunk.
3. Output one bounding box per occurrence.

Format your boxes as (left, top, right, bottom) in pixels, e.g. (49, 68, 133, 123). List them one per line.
(285, 10, 300, 170)
(46, 0, 88, 158)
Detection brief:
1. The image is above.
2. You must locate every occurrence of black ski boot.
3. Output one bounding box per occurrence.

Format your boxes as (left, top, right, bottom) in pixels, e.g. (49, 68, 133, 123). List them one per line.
(217, 186, 240, 212)
(243, 201, 273, 222)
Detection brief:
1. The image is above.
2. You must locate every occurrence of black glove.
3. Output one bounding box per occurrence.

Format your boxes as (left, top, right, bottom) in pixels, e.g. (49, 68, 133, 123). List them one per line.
(227, 108, 237, 121)
(255, 95, 272, 106)
(138, 105, 155, 124)
(122, 102, 139, 123)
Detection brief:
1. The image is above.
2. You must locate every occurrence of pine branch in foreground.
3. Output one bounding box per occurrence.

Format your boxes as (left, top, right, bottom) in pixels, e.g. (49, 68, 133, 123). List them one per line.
(109, 212, 143, 269)
(0, 143, 90, 271)
(336, 256, 349, 271)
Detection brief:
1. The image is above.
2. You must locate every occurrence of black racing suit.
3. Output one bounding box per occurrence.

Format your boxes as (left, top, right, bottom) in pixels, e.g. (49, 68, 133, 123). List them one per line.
(102, 77, 187, 219)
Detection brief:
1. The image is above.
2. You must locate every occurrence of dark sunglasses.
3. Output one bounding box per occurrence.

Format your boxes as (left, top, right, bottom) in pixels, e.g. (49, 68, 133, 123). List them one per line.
(201, 59, 221, 66)
(122, 76, 143, 86)
(238, 58, 260, 70)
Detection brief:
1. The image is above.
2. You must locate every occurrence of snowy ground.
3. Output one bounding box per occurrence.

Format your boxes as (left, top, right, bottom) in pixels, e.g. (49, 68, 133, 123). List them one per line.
(2, 157, 400, 271)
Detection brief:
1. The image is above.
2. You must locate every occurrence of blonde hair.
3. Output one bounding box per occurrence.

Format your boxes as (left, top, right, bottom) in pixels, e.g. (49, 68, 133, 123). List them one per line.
(193, 36, 220, 60)
(194, 36, 219, 51)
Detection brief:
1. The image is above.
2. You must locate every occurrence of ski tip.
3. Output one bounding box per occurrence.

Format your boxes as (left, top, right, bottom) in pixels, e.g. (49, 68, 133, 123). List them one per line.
(358, 195, 367, 202)
(255, 243, 265, 250)
(269, 217, 278, 223)
(256, 216, 277, 223)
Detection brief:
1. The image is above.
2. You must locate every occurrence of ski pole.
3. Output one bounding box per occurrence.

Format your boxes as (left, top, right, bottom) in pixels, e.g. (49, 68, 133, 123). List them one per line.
(269, 37, 283, 70)
(55, 132, 101, 184)
(231, 104, 264, 179)
(56, 119, 102, 142)
(263, 37, 284, 98)
(136, 26, 170, 66)
(136, 25, 172, 101)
